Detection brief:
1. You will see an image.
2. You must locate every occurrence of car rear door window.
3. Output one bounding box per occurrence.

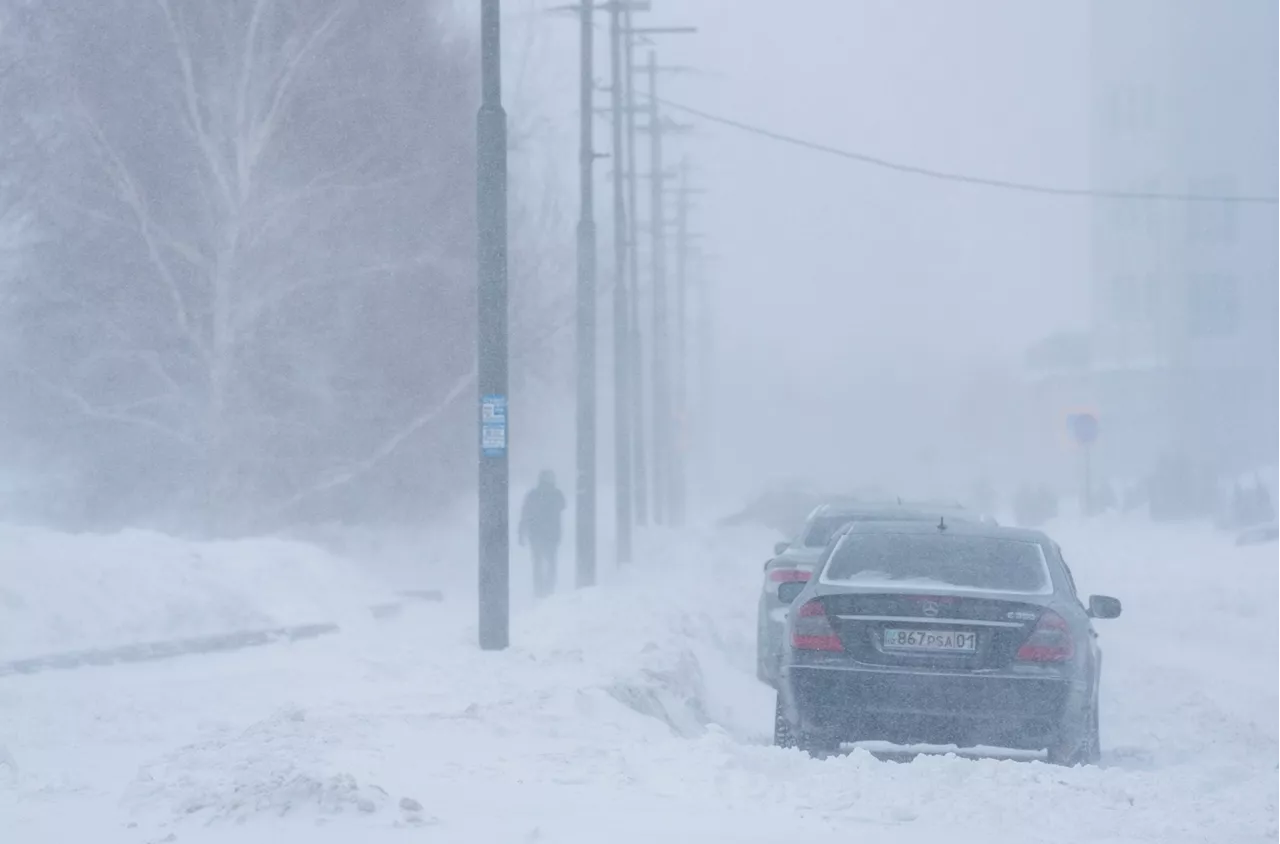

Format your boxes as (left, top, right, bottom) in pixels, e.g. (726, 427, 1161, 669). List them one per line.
(823, 533, 1053, 594)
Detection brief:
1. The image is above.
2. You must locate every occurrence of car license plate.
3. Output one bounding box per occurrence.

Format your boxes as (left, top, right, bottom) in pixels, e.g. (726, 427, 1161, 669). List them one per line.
(882, 628, 977, 653)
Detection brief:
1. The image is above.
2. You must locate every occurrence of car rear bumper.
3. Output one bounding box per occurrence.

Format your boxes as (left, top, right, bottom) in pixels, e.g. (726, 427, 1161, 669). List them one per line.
(782, 665, 1082, 750)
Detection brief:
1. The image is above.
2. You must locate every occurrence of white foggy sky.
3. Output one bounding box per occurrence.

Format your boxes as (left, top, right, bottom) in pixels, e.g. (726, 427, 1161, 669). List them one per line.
(505, 0, 1092, 349)
(493, 1, 1096, 500)
(669, 0, 1092, 367)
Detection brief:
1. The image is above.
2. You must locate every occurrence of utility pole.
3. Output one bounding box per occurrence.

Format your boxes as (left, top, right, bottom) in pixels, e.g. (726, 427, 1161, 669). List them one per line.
(637, 61, 694, 528)
(622, 20, 695, 531)
(670, 160, 706, 527)
(693, 249, 718, 507)
(575, 0, 599, 587)
(645, 50, 670, 526)
(608, 2, 632, 564)
(671, 157, 691, 527)
(622, 6, 648, 529)
(476, 0, 509, 650)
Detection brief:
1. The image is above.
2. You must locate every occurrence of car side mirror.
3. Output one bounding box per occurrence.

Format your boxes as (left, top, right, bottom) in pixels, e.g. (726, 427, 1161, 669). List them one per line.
(773, 540, 790, 555)
(1087, 594, 1122, 619)
(777, 581, 806, 604)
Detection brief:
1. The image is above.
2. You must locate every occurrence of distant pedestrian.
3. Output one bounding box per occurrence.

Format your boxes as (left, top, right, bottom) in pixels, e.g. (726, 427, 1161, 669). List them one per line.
(518, 469, 567, 598)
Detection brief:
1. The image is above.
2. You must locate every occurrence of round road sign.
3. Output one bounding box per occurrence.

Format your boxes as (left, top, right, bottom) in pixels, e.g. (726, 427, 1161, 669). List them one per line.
(1066, 411, 1099, 446)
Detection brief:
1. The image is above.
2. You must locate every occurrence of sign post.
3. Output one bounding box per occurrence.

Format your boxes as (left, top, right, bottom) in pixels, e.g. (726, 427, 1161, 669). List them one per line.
(1066, 410, 1099, 515)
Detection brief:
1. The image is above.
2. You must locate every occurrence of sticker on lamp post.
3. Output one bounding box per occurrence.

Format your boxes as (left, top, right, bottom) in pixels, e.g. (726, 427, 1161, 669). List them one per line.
(481, 395, 507, 458)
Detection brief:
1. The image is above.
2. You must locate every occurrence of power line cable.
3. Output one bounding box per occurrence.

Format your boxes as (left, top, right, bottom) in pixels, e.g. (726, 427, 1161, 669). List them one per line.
(651, 96, 1279, 205)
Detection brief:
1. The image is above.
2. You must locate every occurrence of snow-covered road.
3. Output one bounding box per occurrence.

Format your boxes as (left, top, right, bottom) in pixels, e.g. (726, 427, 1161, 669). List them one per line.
(1, 518, 1275, 843)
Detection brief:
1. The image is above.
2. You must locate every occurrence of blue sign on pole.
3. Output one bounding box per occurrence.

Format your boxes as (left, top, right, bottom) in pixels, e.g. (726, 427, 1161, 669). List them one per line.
(1066, 411, 1099, 446)
(480, 394, 507, 457)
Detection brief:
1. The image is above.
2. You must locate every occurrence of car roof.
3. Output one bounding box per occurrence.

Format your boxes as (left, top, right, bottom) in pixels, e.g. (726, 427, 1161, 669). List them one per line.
(810, 507, 985, 529)
(812, 500, 968, 516)
(835, 518, 1050, 544)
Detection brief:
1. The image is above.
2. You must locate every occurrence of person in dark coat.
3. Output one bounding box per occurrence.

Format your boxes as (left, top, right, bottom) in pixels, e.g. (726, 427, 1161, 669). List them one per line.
(518, 469, 567, 597)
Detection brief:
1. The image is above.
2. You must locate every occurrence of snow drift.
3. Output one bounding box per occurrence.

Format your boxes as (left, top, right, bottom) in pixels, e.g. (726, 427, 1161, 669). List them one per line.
(0, 525, 392, 661)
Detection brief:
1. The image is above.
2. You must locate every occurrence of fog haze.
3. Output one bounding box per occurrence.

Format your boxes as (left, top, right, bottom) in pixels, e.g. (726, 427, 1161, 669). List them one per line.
(0, 0, 1274, 532)
(487, 0, 1095, 510)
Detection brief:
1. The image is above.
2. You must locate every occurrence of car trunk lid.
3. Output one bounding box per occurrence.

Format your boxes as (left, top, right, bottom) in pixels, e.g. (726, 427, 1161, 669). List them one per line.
(819, 592, 1047, 670)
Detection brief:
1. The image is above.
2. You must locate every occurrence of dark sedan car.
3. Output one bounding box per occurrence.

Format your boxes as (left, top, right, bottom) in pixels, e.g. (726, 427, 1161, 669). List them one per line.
(775, 519, 1121, 765)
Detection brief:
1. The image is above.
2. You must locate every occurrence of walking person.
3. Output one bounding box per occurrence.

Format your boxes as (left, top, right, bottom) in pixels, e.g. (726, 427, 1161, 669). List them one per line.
(518, 469, 567, 598)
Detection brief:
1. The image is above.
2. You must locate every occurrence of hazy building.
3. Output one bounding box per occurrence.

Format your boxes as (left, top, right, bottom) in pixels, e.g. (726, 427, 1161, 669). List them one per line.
(1088, 0, 1278, 480)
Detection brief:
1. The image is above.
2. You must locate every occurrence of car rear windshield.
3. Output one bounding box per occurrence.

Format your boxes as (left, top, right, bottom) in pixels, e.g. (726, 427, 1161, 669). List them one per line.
(823, 533, 1051, 594)
(802, 513, 933, 548)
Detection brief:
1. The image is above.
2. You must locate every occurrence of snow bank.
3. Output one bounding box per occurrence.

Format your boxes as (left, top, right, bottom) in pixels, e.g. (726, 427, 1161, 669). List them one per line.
(0, 524, 392, 660)
(510, 523, 777, 742)
(81, 525, 781, 835)
(4, 514, 1276, 843)
(123, 707, 408, 825)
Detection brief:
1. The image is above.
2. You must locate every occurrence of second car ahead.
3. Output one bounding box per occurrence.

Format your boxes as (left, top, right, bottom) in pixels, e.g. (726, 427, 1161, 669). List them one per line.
(775, 518, 1122, 765)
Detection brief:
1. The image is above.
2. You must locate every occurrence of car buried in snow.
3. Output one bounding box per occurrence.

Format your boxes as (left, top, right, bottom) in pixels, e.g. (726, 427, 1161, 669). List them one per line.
(757, 501, 993, 689)
(773, 518, 1122, 765)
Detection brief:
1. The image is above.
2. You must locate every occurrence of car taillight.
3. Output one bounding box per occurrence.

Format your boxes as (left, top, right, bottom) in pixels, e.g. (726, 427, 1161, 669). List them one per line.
(769, 568, 812, 583)
(791, 599, 843, 652)
(1016, 610, 1075, 662)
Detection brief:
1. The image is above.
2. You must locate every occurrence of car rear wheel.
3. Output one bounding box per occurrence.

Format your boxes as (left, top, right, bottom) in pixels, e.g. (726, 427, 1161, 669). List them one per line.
(1083, 706, 1102, 764)
(795, 731, 841, 758)
(1048, 704, 1100, 767)
(774, 693, 843, 757)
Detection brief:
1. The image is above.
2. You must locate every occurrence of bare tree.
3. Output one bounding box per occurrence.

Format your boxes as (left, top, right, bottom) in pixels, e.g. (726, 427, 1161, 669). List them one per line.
(0, 2, 58, 476)
(1, 0, 563, 532)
